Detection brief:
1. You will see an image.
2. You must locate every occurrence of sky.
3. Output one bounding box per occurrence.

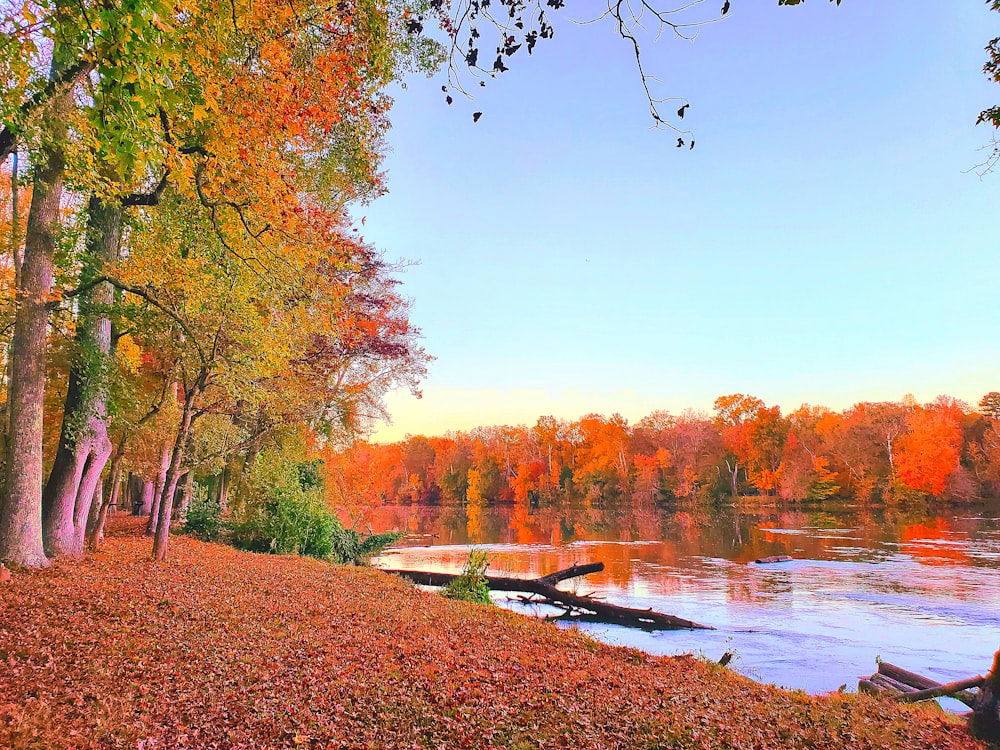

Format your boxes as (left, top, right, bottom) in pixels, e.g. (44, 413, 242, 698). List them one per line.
(360, 1, 1000, 442)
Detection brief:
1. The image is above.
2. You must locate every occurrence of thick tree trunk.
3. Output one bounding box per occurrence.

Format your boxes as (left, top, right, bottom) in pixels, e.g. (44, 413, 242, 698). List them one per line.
(0, 51, 72, 568)
(970, 651, 1000, 744)
(232, 438, 262, 508)
(152, 392, 196, 561)
(84, 481, 103, 544)
(42, 197, 122, 557)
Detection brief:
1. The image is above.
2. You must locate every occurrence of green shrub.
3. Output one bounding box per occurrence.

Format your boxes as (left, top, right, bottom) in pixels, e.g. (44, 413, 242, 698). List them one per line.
(442, 549, 491, 604)
(231, 464, 401, 564)
(332, 528, 404, 566)
(182, 485, 225, 541)
(231, 486, 338, 559)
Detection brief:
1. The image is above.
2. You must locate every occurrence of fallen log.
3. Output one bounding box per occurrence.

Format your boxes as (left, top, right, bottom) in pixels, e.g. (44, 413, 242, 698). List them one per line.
(753, 555, 793, 564)
(858, 678, 882, 696)
(897, 676, 985, 704)
(383, 562, 713, 631)
(869, 673, 913, 696)
(877, 661, 977, 708)
(970, 650, 1000, 744)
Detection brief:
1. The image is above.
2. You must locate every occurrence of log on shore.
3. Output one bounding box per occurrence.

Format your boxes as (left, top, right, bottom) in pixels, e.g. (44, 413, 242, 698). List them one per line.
(969, 650, 1000, 745)
(868, 673, 914, 696)
(878, 661, 978, 708)
(897, 676, 985, 704)
(383, 563, 713, 631)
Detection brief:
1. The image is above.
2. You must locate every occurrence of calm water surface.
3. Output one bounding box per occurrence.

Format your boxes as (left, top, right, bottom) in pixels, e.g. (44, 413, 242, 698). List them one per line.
(366, 501, 1000, 702)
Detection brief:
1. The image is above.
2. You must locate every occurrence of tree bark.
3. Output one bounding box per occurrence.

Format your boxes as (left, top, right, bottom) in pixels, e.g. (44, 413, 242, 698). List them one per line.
(86, 436, 125, 551)
(139, 478, 154, 517)
(152, 389, 196, 561)
(42, 196, 122, 557)
(0, 49, 72, 568)
(146, 443, 172, 535)
(178, 470, 195, 518)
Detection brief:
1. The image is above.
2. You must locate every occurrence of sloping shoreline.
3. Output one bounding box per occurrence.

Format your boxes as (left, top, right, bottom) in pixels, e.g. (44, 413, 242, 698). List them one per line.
(0, 525, 982, 749)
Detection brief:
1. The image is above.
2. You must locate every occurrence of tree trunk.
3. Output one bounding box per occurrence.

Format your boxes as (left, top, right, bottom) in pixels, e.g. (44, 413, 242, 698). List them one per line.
(0, 50, 72, 568)
(86, 436, 125, 551)
(218, 464, 230, 513)
(970, 650, 1000, 744)
(84, 480, 103, 545)
(163, 465, 182, 522)
(42, 196, 122, 557)
(152, 391, 196, 561)
(146, 444, 171, 535)
(139, 479, 154, 517)
(178, 470, 195, 518)
(232, 437, 262, 508)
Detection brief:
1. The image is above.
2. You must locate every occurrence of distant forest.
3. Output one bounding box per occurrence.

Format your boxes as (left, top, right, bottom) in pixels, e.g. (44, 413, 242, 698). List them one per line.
(324, 393, 1000, 508)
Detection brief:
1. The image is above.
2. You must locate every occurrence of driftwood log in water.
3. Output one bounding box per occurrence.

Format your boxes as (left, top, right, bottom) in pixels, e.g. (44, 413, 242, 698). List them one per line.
(383, 562, 713, 631)
(861, 661, 982, 706)
(876, 661, 978, 707)
(896, 676, 985, 704)
(860, 651, 1000, 744)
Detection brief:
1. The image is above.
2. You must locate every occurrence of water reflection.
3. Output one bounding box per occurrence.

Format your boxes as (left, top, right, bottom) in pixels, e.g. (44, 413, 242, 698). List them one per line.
(361, 501, 1000, 697)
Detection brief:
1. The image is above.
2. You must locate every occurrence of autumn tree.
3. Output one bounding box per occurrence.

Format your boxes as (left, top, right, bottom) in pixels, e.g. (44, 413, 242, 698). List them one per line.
(713, 394, 765, 497)
(896, 401, 963, 497)
(1, 0, 430, 565)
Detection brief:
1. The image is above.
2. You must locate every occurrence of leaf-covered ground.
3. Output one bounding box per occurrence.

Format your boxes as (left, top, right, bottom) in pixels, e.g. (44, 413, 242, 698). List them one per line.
(0, 519, 983, 749)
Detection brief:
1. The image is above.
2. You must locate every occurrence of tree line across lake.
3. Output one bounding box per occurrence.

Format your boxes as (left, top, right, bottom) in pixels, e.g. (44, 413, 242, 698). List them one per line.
(323, 393, 1000, 510)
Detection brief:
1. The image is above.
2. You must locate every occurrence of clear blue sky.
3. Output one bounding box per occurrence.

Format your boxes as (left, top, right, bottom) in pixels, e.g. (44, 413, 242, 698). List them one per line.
(361, 1, 1000, 441)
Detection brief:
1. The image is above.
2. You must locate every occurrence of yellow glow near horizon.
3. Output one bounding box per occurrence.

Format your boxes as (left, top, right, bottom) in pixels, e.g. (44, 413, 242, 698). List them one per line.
(368, 373, 998, 444)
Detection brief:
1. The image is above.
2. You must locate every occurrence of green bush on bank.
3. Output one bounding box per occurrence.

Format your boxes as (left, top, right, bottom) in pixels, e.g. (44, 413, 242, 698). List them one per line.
(441, 549, 491, 604)
(182, 440, 400, 564)
(230, 454, 400, 564)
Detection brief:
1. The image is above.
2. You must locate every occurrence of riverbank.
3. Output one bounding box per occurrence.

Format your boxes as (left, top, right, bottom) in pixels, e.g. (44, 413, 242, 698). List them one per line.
(0, 522, 983, 749)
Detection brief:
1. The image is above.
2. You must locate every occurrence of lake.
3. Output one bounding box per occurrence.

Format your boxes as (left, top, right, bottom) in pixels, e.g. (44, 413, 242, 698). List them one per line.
(367, 500, 1000, 705)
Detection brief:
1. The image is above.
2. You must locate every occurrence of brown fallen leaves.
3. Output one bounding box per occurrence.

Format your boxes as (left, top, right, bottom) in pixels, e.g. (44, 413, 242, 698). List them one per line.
(0, 519, 983, 750)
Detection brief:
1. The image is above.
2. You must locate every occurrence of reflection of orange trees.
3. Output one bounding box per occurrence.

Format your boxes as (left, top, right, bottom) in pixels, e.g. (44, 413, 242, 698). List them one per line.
(509, 498, 536, 545)
(900, 518, 969, 566)
(465, 468, 488, 544)
(726, 567, 759, 604)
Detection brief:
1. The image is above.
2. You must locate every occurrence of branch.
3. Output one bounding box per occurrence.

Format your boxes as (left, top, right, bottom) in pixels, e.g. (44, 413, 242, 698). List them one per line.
(55, 275, 210, 365)
(0, 56, 96, 160)
(122, 171, 170, 207)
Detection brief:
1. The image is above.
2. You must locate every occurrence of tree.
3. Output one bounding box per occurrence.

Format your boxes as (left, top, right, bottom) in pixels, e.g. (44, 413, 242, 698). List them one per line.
(713, 394, 765, 497)
(981, 392, 1000, 420)
(1, 0, 427, 565)
(896, 403, 963, 497)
